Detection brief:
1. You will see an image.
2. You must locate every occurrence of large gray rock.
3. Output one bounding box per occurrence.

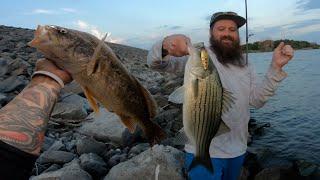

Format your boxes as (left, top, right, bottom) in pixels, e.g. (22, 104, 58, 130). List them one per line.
(76, 136, 107, 155)
(60, 81, 83, 95)
(0, 58, 8, 77)
(47, 140, 66, 152)
(153, 108, 182, 137)
(42, 164, 62, 173)
(107, 153, 127, 167)
(0, 93, 7, 105)
(31, 159, 92, 180)
(51, 102, 87, 120)
(125, 63, 164, 90)
(128, 143, 149, 158)
(254, 166, 299, 180)
(41, 136, 56, 152)
(80, 153, 108, 177)
(60, 93, 91, 112)
(10, 58, 32, 76)
(101, 148, 122, 162)
(77, 108, 126, 145)
(104, 145, 185, 180)
(0, 75, 28, 93)
(37, 150, 76, 164)
(296, 160, 319, 176)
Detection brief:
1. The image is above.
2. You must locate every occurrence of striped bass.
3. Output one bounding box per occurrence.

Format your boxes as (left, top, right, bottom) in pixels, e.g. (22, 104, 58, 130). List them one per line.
(169, 42, 234, 173)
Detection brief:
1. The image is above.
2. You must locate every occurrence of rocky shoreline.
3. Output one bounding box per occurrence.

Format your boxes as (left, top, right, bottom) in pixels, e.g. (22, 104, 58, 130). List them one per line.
(0, 25, 319, 180)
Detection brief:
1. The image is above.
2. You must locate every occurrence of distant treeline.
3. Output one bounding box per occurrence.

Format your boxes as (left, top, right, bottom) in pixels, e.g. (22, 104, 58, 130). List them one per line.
(242, 39, 320, 52)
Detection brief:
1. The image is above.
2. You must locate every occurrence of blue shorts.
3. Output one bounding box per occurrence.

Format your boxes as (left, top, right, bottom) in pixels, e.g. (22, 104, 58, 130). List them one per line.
(185, 152, 246, 180)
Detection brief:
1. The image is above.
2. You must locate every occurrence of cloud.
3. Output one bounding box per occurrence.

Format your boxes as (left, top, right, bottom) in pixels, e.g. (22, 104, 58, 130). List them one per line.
(76, 20, 88, 29)
(288, 23, 320, 36)
(74, 20, 104, 39)
(158, 25, 169, 29)
(31, 9, 56, 14)
(298, 0, 320, 10)
(74, 20, 125, 44)
(61, 8, 77, 13)
(170, 26, 183, 30)
(29, 8, 77, 15)
(89, 28, 106, 39)
(157, 25, 183, 30)
(244, 0, 320, 43)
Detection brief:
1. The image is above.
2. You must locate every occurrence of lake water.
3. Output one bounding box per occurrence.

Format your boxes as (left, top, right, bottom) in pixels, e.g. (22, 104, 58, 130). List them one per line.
(248, 49, 320, 166)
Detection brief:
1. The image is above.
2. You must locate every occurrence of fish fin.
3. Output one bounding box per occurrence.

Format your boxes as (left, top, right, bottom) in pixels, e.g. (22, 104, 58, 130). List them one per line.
(144, 121, 167, 146)
(222, 88, 236, 114)
(119, 116, 137, 133)
(215, 120, 231, 137)
(188, 155, 214, 173)
(82, 86, 99, 113)
(87, 33, 108, 76)
(168, 86, 185, 104)
(133, 77, 158, 118)
(172, 127, 189, 145)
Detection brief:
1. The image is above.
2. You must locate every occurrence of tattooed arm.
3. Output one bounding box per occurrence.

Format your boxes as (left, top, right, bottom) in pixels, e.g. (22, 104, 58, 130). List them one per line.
(0, 59, 72, 155)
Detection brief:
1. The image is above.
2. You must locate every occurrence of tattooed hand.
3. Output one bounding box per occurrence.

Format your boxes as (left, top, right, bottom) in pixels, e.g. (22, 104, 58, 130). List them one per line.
(34, 58, 73, 84)
(0, 58, 72, 155)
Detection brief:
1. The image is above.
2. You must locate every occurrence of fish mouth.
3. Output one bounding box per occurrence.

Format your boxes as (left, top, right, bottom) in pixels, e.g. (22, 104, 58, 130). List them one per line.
(28, 25, 50, 47)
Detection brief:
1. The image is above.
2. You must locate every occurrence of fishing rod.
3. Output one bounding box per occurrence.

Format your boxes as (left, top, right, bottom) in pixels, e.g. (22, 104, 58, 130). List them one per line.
(245, 0, 248, 62)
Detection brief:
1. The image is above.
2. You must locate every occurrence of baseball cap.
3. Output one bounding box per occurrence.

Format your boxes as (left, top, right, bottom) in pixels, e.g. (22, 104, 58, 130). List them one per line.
(209, 11, 246, 28)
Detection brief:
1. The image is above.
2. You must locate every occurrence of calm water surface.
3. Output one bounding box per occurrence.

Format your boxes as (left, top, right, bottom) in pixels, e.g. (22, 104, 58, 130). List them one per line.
(248, 49, 320, 165)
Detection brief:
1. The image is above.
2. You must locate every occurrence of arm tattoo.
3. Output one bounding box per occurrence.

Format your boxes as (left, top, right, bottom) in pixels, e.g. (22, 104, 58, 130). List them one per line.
(0, 81, 60, 155)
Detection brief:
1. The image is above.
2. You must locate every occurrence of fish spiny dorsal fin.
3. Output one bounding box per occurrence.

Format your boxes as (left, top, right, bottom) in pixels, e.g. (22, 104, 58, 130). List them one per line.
(87, 33, 108, 76)
(82, 86, 100, 114)
(222, 88, 236, 114)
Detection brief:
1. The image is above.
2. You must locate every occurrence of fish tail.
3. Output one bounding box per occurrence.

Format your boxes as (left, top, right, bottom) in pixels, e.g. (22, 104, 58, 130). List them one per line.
(144, 122, 167, 146)
(188, 155, 214, 174)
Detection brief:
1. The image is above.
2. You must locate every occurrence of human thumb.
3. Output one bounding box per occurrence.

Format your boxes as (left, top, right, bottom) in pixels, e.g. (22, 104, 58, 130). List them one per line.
(275, 42, 285, 51)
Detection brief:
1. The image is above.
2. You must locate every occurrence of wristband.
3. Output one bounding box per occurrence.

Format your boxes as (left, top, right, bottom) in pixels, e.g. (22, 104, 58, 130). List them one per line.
(31, 71, 64, 88)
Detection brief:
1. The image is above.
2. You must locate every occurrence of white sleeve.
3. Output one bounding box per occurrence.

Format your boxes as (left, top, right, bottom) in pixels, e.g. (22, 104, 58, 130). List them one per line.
(147, 40, 188, 74)
(249, 63, 287, 108)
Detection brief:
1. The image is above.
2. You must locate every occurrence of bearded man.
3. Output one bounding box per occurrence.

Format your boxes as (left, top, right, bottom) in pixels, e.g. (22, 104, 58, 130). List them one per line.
(147, 11, 294, 180)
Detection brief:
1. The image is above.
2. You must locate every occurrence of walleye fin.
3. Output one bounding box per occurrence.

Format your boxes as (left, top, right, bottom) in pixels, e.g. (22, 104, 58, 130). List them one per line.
(145, 122, 167, 146)
(172, 127, 189, 145)
(222, 88, 235, 114)
(82, 86, 99, 113)
(133, 77, 158, 118)
(188, 155, 214, 173)
(87, 33, 108, 76)
(119, 115, 137, 133)
(215, 120, 231, 137)
(168, 86, 184, 104)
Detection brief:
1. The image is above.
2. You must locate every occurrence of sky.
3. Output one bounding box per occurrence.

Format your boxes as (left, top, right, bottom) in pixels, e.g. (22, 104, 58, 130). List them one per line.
(1, 0, 319, 49)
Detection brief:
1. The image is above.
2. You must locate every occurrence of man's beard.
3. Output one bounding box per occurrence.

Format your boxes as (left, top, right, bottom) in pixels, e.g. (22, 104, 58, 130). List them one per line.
(209, 34, 246, 67)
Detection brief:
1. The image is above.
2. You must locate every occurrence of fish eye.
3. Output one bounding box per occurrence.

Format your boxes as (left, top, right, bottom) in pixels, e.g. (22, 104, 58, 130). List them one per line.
(59, 28, 68, 34)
